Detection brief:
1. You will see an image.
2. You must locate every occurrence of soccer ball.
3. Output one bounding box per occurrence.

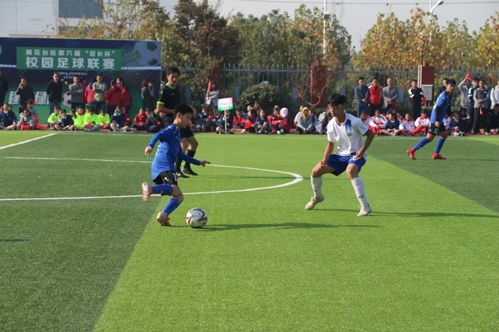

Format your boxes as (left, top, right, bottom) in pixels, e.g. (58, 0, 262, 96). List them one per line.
(185, 208, 208, 228)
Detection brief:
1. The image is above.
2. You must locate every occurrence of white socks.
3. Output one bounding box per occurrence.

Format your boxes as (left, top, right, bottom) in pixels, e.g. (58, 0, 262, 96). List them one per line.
(351, 177, 369, 207)
(311, 176, 324, 199)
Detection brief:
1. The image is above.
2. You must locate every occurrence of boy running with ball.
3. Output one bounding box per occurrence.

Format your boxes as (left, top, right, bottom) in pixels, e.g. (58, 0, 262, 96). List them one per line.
(142, 104, 210, 226)
(305, 94, 375, 216)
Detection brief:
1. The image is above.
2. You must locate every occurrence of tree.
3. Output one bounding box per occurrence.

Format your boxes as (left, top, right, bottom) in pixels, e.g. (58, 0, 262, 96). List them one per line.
(472, 12, 499, 70)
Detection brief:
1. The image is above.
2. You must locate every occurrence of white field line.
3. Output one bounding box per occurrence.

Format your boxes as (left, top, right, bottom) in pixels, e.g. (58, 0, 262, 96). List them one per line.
(0, 133, 57, 150)
(0, 156, 304, 201)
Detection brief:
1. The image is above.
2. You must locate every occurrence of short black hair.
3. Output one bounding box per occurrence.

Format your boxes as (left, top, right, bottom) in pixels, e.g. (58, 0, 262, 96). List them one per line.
(358, 76, 365, 80)
(411, 79, 418, 83)
(175, 104, 193, 115)
(329, 93, 347, 107)
(167, 67, 181, 76)
(447, 79, 456, 86)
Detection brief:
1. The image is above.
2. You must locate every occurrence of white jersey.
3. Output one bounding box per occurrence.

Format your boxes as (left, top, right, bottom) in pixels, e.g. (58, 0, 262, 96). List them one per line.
(399, 120, 415, 131)
(415, 116, 430, 127)
(327, 113, 369, 156)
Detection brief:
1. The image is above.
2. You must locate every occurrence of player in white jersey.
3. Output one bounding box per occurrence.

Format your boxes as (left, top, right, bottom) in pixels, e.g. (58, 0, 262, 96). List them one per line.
(305, 94, 375, 216)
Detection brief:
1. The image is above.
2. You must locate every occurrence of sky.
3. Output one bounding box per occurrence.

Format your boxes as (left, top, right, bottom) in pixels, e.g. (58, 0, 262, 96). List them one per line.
(160, 0, 499, 49)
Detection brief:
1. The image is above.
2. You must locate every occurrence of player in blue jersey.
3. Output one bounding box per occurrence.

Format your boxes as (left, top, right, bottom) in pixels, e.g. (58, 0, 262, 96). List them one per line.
(407, 79, 456, 160)
(141, 104, 210, 226)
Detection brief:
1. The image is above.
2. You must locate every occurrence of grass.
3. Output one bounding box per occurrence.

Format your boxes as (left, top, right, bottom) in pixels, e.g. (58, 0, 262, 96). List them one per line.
(0, 132, 498, 331)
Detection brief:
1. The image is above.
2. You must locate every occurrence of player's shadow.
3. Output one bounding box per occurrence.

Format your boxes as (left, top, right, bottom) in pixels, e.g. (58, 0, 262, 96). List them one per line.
(203, 222, 379, 231)
(320, 208, 499, 219)
(0, 239, 30, 242)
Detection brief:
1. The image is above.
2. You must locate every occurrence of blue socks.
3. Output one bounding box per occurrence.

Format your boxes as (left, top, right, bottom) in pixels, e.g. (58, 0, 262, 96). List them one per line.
(413, 137, 430, 151)
(151, 184, 173, 195)
(435, 138, 446, 154)
(163, 198, 181, 215)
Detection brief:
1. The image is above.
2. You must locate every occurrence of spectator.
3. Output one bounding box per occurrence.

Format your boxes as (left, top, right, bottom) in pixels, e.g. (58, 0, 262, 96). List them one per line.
(0, 103, 17, 130)
(47, 107, 61, 129)
(15, 78, 34, 113)
(119, 78, 132, 112)
(191, 107, 203, 132)
(255, 109, 269, 134)
(408, 79, 424, 119)
(295, 107, 316, 134)
(106, 78, 123, 114)
(0, 70, 9, 107)
(279, 107, 291, 133)
(450, 112, 466, 136)
(438, 78, 448, 95)
(46, 73, 63, 113)
(92, 74, 108, 113)
(132, 108, 148, 132)
(233, 108, 249, 132)
(491, 79, 499, 114)
(395, 113, 416, 136)
(25, 102, 39, 124)
(54, 109, 74, 131)
(268, 107, 288, 134)
(17, 109, 36, 130)
(110, 106, 129, 132)
(411, 110, 430, 135)
(359, 111, 371, 128)
(354, 77, 370, 117)
(83, 106, 101, 132)
(205, 81, 219, 110)
(98, 108, 111, 130)
(457, 109, 470, 134)
(141, 79, 157, 112)
(443, 112, 458, 132)
(146, 109, 164, 133)
(369, 110, 386, 135)
(69, 76, 84, 111)
(200, 107, 216, 132)
(72, 107, 86, 130)
(368, 79, 382, 115)
(83, 79, 95, 106)
(382, 78, 398, 113)
(216, 109, 234, 134)
(472, 79, 489, 134)
(316, 110, 330, 134)
(458, 75, 472, 115)
(381, 112, 400, 136)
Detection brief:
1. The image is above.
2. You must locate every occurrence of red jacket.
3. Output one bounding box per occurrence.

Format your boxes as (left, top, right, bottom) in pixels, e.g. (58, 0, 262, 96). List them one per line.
(120, 88, 131, 107)
(134, 113, 148, 127)
(369, 85, 382, 106)
(106, 85, 123, 106)
(84, 84, 94, 104)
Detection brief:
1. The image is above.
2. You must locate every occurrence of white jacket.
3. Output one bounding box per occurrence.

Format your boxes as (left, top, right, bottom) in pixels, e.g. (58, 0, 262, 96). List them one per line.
(491, 86, 499, 107)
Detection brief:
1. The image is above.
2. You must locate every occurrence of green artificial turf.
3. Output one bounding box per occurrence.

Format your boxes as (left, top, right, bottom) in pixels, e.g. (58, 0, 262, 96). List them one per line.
(0, 132, 498, 331)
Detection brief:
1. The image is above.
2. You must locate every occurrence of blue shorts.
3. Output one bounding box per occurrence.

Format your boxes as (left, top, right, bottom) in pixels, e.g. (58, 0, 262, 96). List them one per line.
(326, 153, 366, 176)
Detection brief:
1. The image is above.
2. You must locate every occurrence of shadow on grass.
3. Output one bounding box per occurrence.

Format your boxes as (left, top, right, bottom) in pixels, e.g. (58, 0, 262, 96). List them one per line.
(202, 222, 379, 231)
(0, 239, 30, 242)
(317, 208, 499, 219)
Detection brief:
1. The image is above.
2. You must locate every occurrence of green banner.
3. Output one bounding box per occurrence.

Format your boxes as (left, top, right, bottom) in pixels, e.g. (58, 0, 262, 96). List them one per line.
(16, 46, 121, 71)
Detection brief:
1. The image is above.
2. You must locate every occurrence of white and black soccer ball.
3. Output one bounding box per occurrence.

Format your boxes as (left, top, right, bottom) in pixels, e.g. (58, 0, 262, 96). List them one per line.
(185, 208, 208, 228)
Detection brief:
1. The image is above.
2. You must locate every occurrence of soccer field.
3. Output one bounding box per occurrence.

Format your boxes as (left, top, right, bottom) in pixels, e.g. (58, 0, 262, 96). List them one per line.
(1, 131, 498, 331)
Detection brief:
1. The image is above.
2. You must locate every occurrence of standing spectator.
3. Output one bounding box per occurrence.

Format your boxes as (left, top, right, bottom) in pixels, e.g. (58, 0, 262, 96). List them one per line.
(408, 79, 424, 119)
(141, 79, 157, 112)
(382, 78, 399, 113)
(458, 76, 472, 115)
(205, 81, 219, 110)
(54, 109, 74, 131)
(295, 107, 317, 134)
(490, 79, 499, 115)
(368, 79, 382, 115)
(132, 108, 148, 131)
(467, 78, 479, 131)
(473, 79, 489, 135)
(369, 110, 386, 135)
(381, 113, 400, 136)
(69, 76, 84, 111)
(17, 109, 36, 130)
(106, 78, 123, 114)
(255, 109, 269, 134)
(46, 73, 63, 113)
(0, 103, 17, 130)
(411, 110, 430, 135)
(396, 113, 416, 136)
(92, 74, 108, 113)
(438, 78, 448, 95)
(354, 77, 370, 117)
(16, 78, 34, 113)
(118, 78, 132, 112)
(0, 70, 9, 107)
(83, 78, 95, 106)
(110, 106, 129, 132)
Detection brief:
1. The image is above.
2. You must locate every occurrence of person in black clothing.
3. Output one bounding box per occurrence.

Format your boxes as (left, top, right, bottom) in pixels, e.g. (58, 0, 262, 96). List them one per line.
(468, 78, 479, 131)
(0, 70, 9, 107)
(408, 79, 424, 119)
(46, 73, 64, 113)
(141, 79, 157, 112)
(16, 78, 34, 113)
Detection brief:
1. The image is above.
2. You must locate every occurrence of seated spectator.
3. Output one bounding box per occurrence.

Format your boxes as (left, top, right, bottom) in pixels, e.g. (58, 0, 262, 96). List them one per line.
(450, 112, 465, 136)
(395, 113, 416, 136)
(25, 102, 39, 124)
(146, 109, 163, 133)
(411, 110, 430, 135)
(121, 107, 131, 127)
(245, 108, 257, 133)
(111, 106, 130, 132)
(233, 109, 249, 132)
(72, 107, 86, 130)
(316, 110, 330, 134)
(380, 113, 400, 136)
(200, 107, 216, 132)
(215, 109, 234, 134)
(369, 110, 386, 135)
(0, 103, 17, 130)
(359, 111, 371, 128)
(191, 108, 203, 132)
(255, 109, 269, 134)
(83, 106, 102, 132)
(17, 109, 37, 130)
(54, 109, 75, 131)
(98, 109, 111, 130)
(443, 112, 457, 132)
(279, 107, 291, 133)
(47, 107, 61, 130)
(295, 107, 317, 134)
(132, 108, 148, 132)
(268, 107, 288, 134)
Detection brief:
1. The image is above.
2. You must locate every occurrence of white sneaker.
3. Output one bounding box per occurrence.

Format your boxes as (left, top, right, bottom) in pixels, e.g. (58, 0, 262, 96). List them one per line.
(240, 129, 246, 134)
(357, 204, 372, 216)
(141, 182, 151, 202)
(156, 212, 171, 226)
(305, 195, 325, 210)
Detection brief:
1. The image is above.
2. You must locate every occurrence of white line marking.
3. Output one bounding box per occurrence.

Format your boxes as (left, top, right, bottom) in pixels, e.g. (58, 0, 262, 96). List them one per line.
(0, 156, 304, 202)
(0, 133, 57, 151)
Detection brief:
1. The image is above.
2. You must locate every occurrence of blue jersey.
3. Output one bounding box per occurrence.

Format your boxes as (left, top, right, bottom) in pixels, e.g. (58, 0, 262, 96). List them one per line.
(148, 124, 200, 180)
(431, 91, 452, 123)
